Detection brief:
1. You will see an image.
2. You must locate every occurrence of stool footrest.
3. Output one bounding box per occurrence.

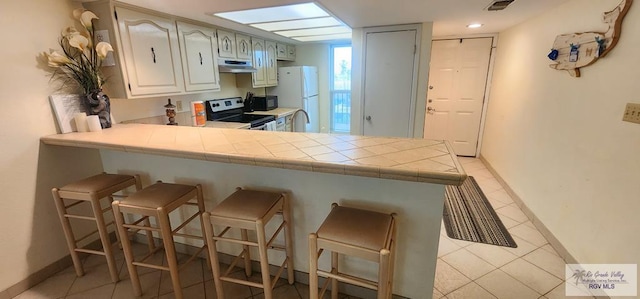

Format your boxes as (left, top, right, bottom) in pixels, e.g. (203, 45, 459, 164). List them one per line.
(266, 221, 286, 248)
(75, 248, 106, 256)
(171, 212, 200, 234)
(213, 235, 258, 247)
(220, 276, 263, 288)
(123, 223, 161, 232)
(173, 232, 204, 241)
(318, 270, 378, 290)
(132, 261, 170, 271)
(64, 199, 85, 210)
(271, 257, 289, 289)
(224, 249, 249, 277)
(65, 214, 96, 221)
(178, 245, 207, 272)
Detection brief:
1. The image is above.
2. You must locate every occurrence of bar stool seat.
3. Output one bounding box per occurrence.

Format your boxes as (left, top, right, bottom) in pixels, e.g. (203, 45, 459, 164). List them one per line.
(310, 203, 397, 299)
(112, 181, 208, 299)
(203, 188, 295, 299)
(52, 173, 150, 283)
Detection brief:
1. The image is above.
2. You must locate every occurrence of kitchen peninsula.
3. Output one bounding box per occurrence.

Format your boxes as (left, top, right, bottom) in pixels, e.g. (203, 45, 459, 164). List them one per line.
(41, 124, 466, 298)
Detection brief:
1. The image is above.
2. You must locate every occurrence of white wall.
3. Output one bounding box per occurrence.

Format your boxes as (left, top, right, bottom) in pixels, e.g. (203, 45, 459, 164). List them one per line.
(482, 0, 640, 274)
(0, 0, 105, 293)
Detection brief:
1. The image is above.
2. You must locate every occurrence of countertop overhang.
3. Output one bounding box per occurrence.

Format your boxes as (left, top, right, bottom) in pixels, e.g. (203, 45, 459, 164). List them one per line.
(41, 124, 467, 185)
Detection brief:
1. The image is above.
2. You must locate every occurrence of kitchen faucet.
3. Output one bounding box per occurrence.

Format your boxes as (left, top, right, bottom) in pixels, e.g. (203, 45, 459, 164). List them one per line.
(291, 109, 310, 132)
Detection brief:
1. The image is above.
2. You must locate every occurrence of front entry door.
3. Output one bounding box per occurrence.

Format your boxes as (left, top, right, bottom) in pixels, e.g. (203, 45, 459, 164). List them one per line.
(424, 38, 492, 156)
(363, 29, 418, 137)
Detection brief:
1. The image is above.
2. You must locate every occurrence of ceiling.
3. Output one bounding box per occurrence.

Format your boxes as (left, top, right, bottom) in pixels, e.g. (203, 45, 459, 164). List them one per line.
(115, 0, 570, 42)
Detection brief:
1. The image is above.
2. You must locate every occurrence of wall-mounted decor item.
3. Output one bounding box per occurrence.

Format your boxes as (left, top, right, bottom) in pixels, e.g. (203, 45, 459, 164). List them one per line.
(548, 0, 632, 77)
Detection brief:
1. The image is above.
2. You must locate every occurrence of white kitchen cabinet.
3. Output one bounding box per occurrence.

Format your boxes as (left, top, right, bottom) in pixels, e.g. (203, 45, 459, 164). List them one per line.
(276, 43, 288, 60)
(251, 38, 267, 87)
(265, 41, 278, 86)
(216, 30, 236, 59)
(287, 45, 296, 61)
(115, 7, 184, 96)
(176, 21, 220, 92)
(236, 34, 252, 60)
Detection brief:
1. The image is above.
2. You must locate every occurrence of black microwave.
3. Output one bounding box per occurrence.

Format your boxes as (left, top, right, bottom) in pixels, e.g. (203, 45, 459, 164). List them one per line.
(252, 96, 278, 111)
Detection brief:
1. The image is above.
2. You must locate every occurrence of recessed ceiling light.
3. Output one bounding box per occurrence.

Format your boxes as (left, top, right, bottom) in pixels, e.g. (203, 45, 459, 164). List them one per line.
(212, 2, 351, 42)
(467, 23, 483, 29)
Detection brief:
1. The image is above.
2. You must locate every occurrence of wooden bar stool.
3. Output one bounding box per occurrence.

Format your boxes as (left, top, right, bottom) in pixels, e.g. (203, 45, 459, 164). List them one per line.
(202, 187, 295, 299)
(51, 173, 153, 283)
(112, 181, 208, 299)
(309, 203, 397, 299)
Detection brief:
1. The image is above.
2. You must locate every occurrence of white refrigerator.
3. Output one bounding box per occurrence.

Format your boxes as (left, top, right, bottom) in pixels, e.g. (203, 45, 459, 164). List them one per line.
(269, 66, 319, 133)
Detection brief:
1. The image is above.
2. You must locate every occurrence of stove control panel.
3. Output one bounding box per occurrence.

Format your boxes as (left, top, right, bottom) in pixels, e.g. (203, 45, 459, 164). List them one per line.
(207, 97, 244, 112)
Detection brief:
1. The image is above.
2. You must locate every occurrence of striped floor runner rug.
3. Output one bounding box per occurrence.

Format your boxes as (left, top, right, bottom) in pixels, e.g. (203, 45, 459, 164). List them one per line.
(443, 176, 517, 248)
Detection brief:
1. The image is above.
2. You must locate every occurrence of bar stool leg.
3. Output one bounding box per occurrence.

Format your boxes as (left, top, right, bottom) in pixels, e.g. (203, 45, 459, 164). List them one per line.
(51, 189, 84, 278)
(240, 229, 252, 276)
(309, 233, 319, 299)
(331, 251, 339, 299)
(256, 219, 273, 299)
(378, 249, 391, 299)
(158, 208, 183, 299)
(282, 194, 295, 284)
(195, 185, 210, 268)
(91, 196, 119, 282)
(203, 212, 225, 299)
(113, 202, 143, 297)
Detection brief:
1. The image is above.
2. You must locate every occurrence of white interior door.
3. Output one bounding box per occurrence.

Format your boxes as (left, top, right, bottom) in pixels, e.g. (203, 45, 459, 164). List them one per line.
(424, 38, 492, 156)
(363, 30, 417, 137)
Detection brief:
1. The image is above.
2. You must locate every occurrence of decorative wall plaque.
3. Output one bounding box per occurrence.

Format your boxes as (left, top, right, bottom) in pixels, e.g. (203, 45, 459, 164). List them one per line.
(548, 0, 632, 77)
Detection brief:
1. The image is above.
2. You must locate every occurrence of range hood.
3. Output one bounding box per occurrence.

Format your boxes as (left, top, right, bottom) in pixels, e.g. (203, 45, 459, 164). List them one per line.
(218, 58, 257, 73)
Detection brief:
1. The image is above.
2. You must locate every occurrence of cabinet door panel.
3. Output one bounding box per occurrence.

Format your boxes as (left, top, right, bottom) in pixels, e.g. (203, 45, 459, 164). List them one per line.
(252, 39, 267, 87)
(177, 22, 220, 91)
(236, 34, 252, 60)
(266, 41, 278, 86)
(116, 8, 183, 95)
(217, 30, 236, 59)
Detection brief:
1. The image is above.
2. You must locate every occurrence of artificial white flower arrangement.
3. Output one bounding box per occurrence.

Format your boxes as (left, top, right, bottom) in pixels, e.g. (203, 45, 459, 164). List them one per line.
(44, 9, 113, 94)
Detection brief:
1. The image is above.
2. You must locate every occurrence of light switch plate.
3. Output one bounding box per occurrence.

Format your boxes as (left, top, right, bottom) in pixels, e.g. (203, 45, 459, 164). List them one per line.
(623, 103, 640, 124)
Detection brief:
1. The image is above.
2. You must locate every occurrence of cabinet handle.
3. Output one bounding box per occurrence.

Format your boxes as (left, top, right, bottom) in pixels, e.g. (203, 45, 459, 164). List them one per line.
(241, 42, 246, 53)
(199, 52, 203, 65)
(151, 47, 156, 63)
(258, 58, 262, 67)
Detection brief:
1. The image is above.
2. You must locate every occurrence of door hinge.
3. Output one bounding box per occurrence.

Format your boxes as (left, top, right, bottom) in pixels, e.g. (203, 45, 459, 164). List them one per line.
(114, 10, 118, 21)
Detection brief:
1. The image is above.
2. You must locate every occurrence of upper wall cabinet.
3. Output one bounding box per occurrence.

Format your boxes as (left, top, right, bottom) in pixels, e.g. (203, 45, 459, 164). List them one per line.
(287, 45, 296, 61)
(276, 43, 295, 61)
(114, 8, 184, 96)
(216, 30, 236, 59)
(251, 38, 267, 87)
(265, 41, 278, 86)
(217, 30, 253, 61)
(176, 22, 221, 92)
(236, 34, 252, 60)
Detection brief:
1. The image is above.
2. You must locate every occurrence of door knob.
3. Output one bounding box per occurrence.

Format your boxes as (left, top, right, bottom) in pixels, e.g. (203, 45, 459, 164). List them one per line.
(429, 85, 434, 90)
(427, 107, 436, 113)
(365, 116, 372, 121)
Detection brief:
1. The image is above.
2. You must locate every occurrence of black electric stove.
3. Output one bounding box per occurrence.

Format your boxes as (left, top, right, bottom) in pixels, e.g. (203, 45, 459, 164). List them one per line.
(205, 97, 275, 129)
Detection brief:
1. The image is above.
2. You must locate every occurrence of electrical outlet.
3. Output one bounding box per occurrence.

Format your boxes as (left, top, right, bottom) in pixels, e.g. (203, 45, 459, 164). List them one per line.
(176, 100, 183, 112)
(622, 103, 640, 124)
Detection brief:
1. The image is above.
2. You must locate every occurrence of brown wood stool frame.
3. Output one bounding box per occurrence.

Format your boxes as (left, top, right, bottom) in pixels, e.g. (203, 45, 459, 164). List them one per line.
(51, 173, 154, 283)
(309, 203, 397, 299)
(112, 182, 209, 299)
(202, 187, 295, 299)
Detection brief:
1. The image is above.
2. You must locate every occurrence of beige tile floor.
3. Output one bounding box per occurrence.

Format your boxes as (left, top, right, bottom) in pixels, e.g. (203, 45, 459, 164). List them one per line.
(13, 158, 573, 299)
(435, 157, 571, 299)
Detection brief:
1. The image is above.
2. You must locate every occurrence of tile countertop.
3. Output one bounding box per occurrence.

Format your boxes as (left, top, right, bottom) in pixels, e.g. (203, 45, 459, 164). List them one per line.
(40, 124, 467, 186)
(245, 107, 297, 119)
